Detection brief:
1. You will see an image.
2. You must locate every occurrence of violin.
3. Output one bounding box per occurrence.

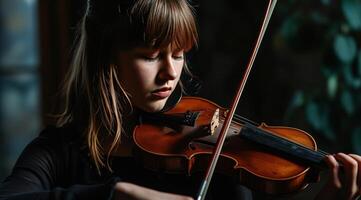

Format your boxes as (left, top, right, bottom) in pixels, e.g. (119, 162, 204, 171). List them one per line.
(134, 0, 331, 198)
(133, 96, 328, 195)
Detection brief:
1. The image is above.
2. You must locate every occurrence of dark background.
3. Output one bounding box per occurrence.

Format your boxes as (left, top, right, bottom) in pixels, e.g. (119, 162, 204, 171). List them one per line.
(1, 0, 361, 199)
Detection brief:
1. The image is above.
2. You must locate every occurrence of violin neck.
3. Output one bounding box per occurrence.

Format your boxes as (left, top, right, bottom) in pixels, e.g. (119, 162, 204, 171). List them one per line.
(240, 123, 329, 170)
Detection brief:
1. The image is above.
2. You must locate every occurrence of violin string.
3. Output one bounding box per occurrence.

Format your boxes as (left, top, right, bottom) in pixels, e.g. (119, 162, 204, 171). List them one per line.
(317, 149, 329, 156)
(246, 123, 330, 163)
(233, 114, 259, 126)
(228, 115, 330, 157)
(251, 126, 330, 158)
(262, 130, 330, 158)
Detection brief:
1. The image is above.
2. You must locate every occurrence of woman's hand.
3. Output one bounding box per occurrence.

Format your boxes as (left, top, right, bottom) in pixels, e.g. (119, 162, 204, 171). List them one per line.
(113, 182, 194, 200)
(316, 153, 361, 200)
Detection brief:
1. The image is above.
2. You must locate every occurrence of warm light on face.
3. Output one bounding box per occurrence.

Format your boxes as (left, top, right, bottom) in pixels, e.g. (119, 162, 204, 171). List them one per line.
(116, 46, 184, 112)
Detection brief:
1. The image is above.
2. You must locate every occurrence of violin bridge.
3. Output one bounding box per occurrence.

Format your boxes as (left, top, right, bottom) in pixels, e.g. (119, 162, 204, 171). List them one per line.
(210, 108, 220, 135)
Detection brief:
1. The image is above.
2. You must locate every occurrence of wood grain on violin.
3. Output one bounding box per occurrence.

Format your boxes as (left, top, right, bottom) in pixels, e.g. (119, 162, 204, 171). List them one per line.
(133, 97, 327, 195)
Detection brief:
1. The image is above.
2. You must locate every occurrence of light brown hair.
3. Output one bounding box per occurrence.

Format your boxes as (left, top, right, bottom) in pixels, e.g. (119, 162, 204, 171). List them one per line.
(57, 0, 198, 172)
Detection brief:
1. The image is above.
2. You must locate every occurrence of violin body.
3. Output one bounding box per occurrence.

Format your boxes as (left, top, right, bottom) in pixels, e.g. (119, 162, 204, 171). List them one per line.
(133, 97, 322, 195)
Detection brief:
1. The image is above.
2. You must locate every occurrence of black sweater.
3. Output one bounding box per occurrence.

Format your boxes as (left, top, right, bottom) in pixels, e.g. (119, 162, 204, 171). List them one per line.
(0, 125, 252, 200)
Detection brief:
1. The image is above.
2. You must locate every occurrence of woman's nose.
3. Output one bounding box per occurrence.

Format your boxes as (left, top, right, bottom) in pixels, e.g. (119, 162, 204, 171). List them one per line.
(158, 58, 178, 81)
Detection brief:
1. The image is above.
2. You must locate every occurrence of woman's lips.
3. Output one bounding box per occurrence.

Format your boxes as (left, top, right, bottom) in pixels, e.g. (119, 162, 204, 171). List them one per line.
(151, 87, 172, 99)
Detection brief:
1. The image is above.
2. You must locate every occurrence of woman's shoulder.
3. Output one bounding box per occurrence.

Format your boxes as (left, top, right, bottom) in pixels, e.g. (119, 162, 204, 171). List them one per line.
(5, 124, 95, 190)
(18, 123, 86, 165)
(17, 124, 80, 156)
(37, 123, 83, 145)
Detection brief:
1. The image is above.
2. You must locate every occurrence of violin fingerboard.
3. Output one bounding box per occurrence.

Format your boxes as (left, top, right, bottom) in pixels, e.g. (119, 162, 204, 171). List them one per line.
(240, 124, 327, 170)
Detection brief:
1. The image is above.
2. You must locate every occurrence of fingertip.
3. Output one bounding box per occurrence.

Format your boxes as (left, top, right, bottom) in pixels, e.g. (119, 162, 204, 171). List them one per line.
(349, 154, 361, 160)
(336, 152, 347, 158)
(336, 153, 358, 168)
(325, 154, 339, 167)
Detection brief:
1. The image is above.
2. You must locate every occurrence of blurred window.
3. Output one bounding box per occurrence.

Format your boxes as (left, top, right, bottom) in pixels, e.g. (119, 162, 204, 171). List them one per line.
(0, 0, 40, 180)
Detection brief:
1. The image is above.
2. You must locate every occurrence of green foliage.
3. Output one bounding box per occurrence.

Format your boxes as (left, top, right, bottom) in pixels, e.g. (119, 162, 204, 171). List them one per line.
(342, 0, 361, 30)
(279, 0, 361, 153)
(327, 74, 338, 98)
(340, 89, 354, 114)
(334, 34, 357, 64)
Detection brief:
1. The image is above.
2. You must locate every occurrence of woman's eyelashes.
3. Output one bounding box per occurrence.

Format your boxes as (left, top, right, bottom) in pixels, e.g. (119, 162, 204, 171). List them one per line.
(140, 53, 184, 62)
(173, 54, 184, 61)
(142, 55, 159, 62)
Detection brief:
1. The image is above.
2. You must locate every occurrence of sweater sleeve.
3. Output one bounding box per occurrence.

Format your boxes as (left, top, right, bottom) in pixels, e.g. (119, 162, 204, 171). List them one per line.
(0, 127, 119, 200)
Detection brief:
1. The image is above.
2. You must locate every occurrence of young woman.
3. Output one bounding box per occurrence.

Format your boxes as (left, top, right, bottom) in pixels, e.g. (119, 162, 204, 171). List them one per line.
(0, 0, 360, 199)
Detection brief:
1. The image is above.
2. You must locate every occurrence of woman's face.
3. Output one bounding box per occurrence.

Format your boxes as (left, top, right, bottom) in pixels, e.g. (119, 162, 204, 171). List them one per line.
(116, 46, 184, 112)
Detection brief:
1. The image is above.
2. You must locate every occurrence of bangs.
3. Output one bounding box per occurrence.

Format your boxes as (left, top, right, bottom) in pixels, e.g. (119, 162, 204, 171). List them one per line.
(130, 0, 198, 51)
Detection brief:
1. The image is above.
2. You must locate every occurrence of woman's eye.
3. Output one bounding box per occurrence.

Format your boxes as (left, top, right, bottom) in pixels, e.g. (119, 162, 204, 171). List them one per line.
(173, 55, 184, 60)
(142, 56, 158, 62)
